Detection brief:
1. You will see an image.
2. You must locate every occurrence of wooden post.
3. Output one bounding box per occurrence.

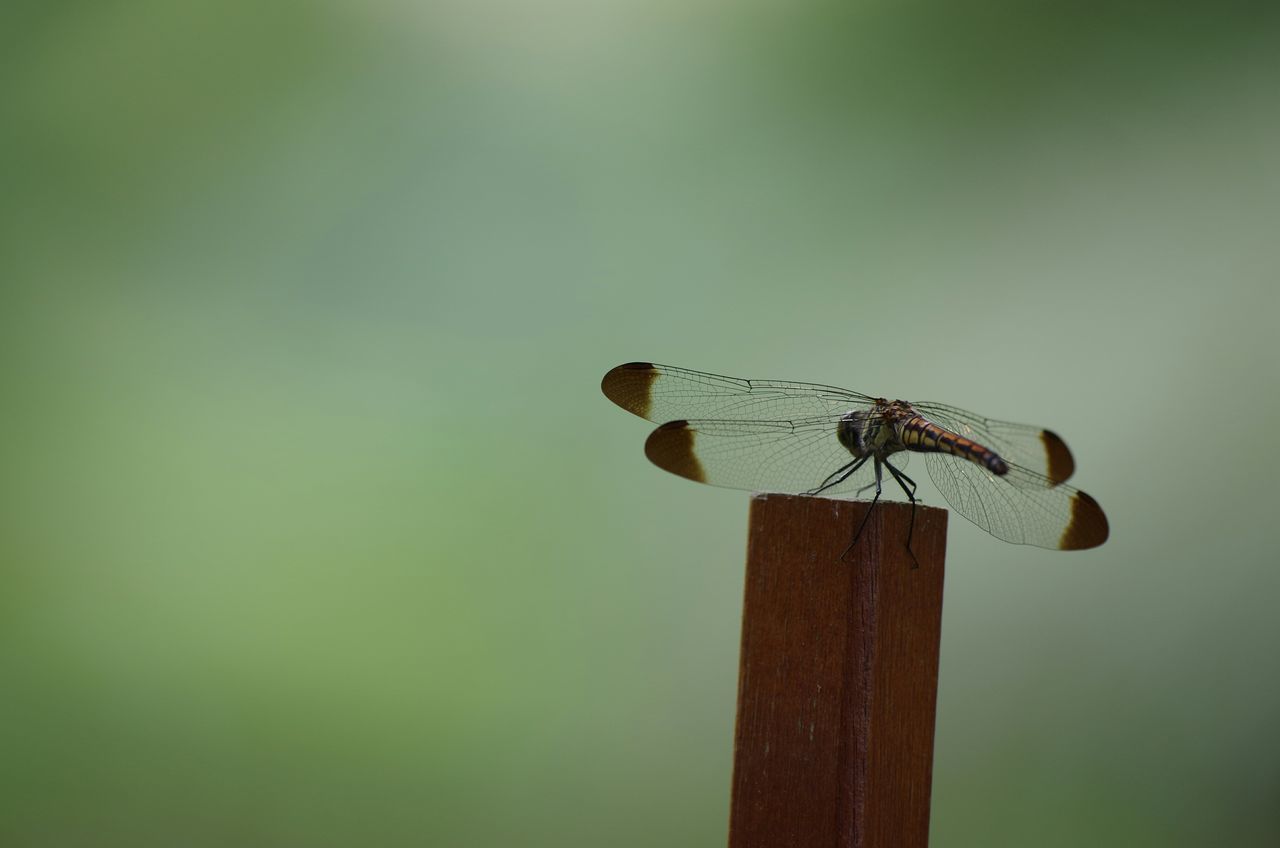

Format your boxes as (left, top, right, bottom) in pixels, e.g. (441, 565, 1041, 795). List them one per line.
(728, 494, 948, 848)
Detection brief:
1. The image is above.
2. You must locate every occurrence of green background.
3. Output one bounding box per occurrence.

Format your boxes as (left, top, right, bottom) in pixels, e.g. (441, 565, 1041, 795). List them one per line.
(4, 2, 1279, 845)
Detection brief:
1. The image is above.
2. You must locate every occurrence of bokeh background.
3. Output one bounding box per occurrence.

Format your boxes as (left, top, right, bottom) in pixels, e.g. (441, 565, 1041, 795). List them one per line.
(4, 2, 1280, 846)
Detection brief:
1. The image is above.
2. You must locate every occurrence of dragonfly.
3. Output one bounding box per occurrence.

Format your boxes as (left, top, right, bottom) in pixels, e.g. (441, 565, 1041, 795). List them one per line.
(601, 362, 1109, 552)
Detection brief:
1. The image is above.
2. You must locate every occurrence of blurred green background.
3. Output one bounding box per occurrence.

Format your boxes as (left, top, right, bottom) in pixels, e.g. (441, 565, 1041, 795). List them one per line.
(3, 2, 1279, 845)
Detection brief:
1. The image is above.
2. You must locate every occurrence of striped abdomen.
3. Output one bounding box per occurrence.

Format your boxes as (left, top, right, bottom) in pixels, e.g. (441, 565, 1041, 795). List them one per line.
(901, 417, 1009, 475)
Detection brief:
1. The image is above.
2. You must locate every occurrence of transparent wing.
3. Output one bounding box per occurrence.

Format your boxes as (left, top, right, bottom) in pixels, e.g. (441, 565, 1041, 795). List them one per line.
(911, 401, 1076, 487)
(602, 362, 875, 424)
(923, 453, 1108, 550)
(642, 417, 880, 497)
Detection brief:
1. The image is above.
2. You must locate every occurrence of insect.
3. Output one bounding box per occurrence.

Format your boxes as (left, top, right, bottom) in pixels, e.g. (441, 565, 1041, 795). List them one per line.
(601, 362, 1109, 553)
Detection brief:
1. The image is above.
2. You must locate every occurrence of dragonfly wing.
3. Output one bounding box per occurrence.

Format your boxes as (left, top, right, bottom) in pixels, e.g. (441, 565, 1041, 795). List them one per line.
(923, 453, 1108, 549)
(644, 417, 879, 497)
(602, 362, 874, 424)
(911, 401, 1076, 487)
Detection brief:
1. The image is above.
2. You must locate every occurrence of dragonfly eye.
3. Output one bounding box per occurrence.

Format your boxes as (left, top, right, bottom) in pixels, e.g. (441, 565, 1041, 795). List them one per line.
(837, 411, 870, 456)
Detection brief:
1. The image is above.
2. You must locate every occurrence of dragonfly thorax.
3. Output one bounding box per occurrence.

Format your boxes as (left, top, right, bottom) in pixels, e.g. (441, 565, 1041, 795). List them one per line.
(837, 402, 912, 459)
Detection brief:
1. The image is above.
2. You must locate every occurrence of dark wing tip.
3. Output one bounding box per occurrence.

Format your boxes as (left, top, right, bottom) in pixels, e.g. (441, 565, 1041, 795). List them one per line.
(1060, 490, 1109, 550)
(1042, 429, 1075, 485)
(601, 362, 658, 419)
(644, 420, 706, 483)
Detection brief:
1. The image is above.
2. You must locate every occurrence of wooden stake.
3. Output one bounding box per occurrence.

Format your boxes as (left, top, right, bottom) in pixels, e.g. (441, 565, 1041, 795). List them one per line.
(728, 494, 947, 848)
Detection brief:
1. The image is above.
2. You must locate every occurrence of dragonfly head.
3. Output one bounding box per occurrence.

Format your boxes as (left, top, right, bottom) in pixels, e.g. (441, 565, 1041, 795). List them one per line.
(837, 410, 873, 457)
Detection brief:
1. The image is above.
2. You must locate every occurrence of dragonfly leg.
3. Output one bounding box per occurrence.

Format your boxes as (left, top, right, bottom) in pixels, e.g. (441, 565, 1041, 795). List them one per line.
(884, 459, 920, 569)
(808, 454, 870, 496)
(840, 458, 883, 562)
(854, 478, 878, 498)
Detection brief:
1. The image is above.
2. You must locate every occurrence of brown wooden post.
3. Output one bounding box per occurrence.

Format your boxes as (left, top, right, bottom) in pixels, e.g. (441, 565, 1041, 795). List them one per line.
(728, 494, 948, 848)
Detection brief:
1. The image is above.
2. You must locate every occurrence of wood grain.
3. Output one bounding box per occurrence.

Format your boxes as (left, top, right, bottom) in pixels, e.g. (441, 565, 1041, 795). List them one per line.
(728, 494, 948, 848)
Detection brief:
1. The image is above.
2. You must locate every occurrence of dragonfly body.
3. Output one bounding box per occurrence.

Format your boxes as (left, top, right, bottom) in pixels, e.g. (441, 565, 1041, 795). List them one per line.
(841, 401, 1008, 476)
(602, 362, 1108, 551)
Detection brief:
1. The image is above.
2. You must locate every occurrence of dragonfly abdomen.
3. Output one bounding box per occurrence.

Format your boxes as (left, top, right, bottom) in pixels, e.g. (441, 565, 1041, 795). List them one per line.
(901, 418, 1009, 475)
